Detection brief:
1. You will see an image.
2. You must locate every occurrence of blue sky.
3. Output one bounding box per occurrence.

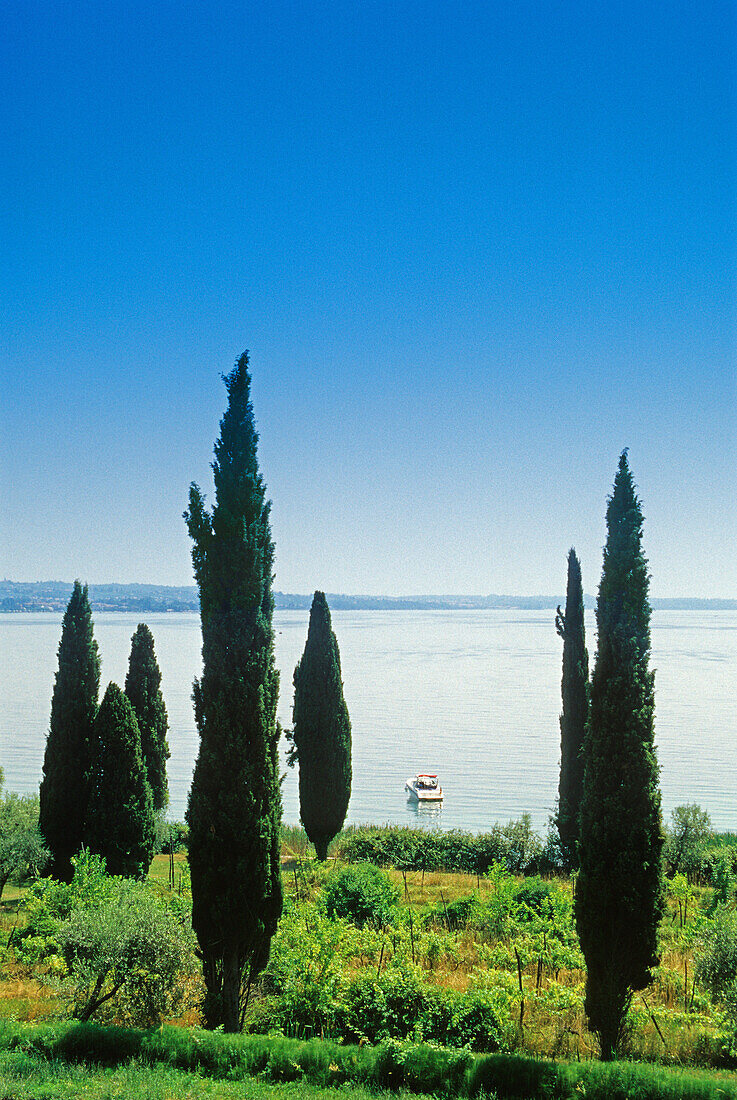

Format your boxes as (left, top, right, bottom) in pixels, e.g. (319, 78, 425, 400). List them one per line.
(1, 1, 735, 596)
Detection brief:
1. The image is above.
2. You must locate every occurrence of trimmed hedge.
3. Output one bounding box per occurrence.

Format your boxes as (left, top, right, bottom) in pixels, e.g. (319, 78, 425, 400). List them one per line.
(1, 1022, 736, 1100)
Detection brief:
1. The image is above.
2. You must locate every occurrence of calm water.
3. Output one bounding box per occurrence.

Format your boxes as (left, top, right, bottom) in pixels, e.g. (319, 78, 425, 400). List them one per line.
(0, 610, 735, 832)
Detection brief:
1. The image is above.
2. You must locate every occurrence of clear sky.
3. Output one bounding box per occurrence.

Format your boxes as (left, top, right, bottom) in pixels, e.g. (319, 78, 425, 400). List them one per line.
(1, 2, 735, 597)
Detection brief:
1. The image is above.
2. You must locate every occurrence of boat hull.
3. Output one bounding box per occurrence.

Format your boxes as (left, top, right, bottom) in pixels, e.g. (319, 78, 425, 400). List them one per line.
(405, 780, 443, 802)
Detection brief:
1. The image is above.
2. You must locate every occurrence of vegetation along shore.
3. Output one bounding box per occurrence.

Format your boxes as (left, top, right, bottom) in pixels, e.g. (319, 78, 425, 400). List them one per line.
(1, 353, 735, 1099)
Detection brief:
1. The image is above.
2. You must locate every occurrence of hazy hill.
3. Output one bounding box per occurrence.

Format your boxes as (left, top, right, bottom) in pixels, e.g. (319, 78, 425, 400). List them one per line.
(1, 580, 734, 614)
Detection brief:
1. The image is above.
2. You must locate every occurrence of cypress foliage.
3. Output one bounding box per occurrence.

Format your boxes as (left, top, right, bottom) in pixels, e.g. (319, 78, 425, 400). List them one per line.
(184, 352, 282, 1032)
(84, 682, 156, 880)
(124, 624, 170, 813)
(575, 451, 664, 1060)
(39, 581, 100, 881)
(85, 682, 156, 879)
(289, 591, 352, 861)
(553, 548, 588, 871)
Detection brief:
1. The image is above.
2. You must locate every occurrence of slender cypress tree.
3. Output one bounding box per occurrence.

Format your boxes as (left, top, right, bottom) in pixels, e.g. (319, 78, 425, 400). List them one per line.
(85, 682, 156, 879)
(575, 451, 664, 1060)
(184, 352, 282, 1032)
(39, 581, 100, 881)
(554, 548, 588, 871)
(125, 624, 170, 813)
(289, 591, 352, 861)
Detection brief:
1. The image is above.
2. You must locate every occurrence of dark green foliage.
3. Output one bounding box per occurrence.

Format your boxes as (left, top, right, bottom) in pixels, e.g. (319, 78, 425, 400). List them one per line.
(184, 352, 282, 1032)
(338, 969, 514, 1051)
(3, 1021, 737, 1099)
(576, 451, 665, 1060)
(39, 581, 101, 882)
(514, 876, 552, 916)
(321, 863, 398, 928)
(4, 1023, 734, 1100)
(84, 683, 156, 880)
(554, 548, 588, 870)
(0, 777, 48, 900)
(288, 591, 352, 861)
(124, 624, 170, 813)
(337, 820, 544, 876)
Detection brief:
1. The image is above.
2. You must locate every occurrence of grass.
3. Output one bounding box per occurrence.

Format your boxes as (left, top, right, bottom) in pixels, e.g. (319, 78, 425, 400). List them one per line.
(0, 1024, 736, 1100)
(0, 1048, 434, 1100)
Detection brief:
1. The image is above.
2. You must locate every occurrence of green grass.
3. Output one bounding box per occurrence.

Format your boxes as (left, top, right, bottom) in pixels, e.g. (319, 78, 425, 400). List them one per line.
(0, 1049, 433, 1100)
(1, 1023, 736, 1100)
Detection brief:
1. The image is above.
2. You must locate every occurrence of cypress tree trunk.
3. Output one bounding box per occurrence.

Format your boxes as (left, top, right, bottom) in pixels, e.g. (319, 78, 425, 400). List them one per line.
(290, 592, 352, 861)
(185, 352, 282, 1031)
(575, 451, 664, 1060)
(125, 623, 170, 813)
(554, 548, 588, 871)
(39, 581, 100, 882)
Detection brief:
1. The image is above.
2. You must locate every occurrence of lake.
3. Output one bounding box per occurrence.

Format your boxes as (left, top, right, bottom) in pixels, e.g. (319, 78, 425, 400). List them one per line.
(0, 610, 735, 832)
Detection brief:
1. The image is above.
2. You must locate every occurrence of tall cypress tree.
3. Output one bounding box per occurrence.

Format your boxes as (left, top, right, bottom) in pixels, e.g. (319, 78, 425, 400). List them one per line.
(554, 548, 588, 871)
(184, 352, 282, 1032)
(125, 624, 170, 813)
(85, 682, 156, 879)
(575, 451, 664, 1060)
(39, 581, 100, 881)
(289, 591, 352, 861)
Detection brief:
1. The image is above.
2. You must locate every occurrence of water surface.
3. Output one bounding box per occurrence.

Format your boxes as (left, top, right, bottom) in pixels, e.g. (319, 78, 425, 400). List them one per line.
(0, 610, 734, 832)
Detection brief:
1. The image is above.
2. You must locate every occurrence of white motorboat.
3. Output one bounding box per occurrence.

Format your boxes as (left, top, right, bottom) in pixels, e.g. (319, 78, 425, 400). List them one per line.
(405, 774, 443, 802)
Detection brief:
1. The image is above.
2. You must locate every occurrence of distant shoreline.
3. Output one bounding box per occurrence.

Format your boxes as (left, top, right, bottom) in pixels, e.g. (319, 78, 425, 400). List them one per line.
(1, 580, 735, 614)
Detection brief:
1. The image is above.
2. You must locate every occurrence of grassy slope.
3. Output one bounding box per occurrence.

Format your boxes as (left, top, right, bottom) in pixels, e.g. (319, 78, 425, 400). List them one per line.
(0, 1050, 418, 1100)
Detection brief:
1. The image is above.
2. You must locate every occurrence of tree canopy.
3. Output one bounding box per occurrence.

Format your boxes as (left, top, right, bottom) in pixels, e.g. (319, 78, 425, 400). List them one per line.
(554, 548, 588, 870)
(289, 591, 352, 860)
(125, 623, 170, 813)
(575, 451, 664, 1060)
(39, 581, 100, 881)
(85, 682, 156, 880)
(185, 351, 282, 1032)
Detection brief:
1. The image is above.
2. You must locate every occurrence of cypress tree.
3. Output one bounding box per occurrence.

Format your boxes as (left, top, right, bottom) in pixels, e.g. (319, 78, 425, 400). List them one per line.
(184, 351, 282, 1032)
(39, 581, 100, 881)
(554, 548, 588, 871)
(125, 624, 170, 813)
(575, 451, 664, 1060)
(289, 591, 352, 861)
(85, 682, 156, 879)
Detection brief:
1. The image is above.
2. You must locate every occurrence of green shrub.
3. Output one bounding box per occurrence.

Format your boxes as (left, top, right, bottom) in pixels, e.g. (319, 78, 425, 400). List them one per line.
(322, 863, 398, 928)
(336, 822, 545, 876)
(514, 876, 553, 916)
(156, 820, 189, 853)
(695, 905, 737, 1037)
(431, 894, 482, 931)
(335, 967, 516, 1052)
(56, 879, 197, 1025)
(15, 850, 117, 964)
(467, 1052, 565, 1098)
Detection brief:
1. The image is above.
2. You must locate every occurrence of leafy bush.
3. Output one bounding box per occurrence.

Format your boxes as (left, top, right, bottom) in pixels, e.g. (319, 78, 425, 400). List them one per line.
(336, 820, 545, 876)
(695, 905, 737, 1010)
(15, 850, 118, 964)
(56, 879, 197, 1025)
(321, 863, 398, 928)
(665, 805, 713, 880)
(0, 779, 48, 900)
(335, 966, 517, 1052)
(253, 899, 346, 1037)
(153, 818, 189, 854)
(514, 876, 553, 916)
